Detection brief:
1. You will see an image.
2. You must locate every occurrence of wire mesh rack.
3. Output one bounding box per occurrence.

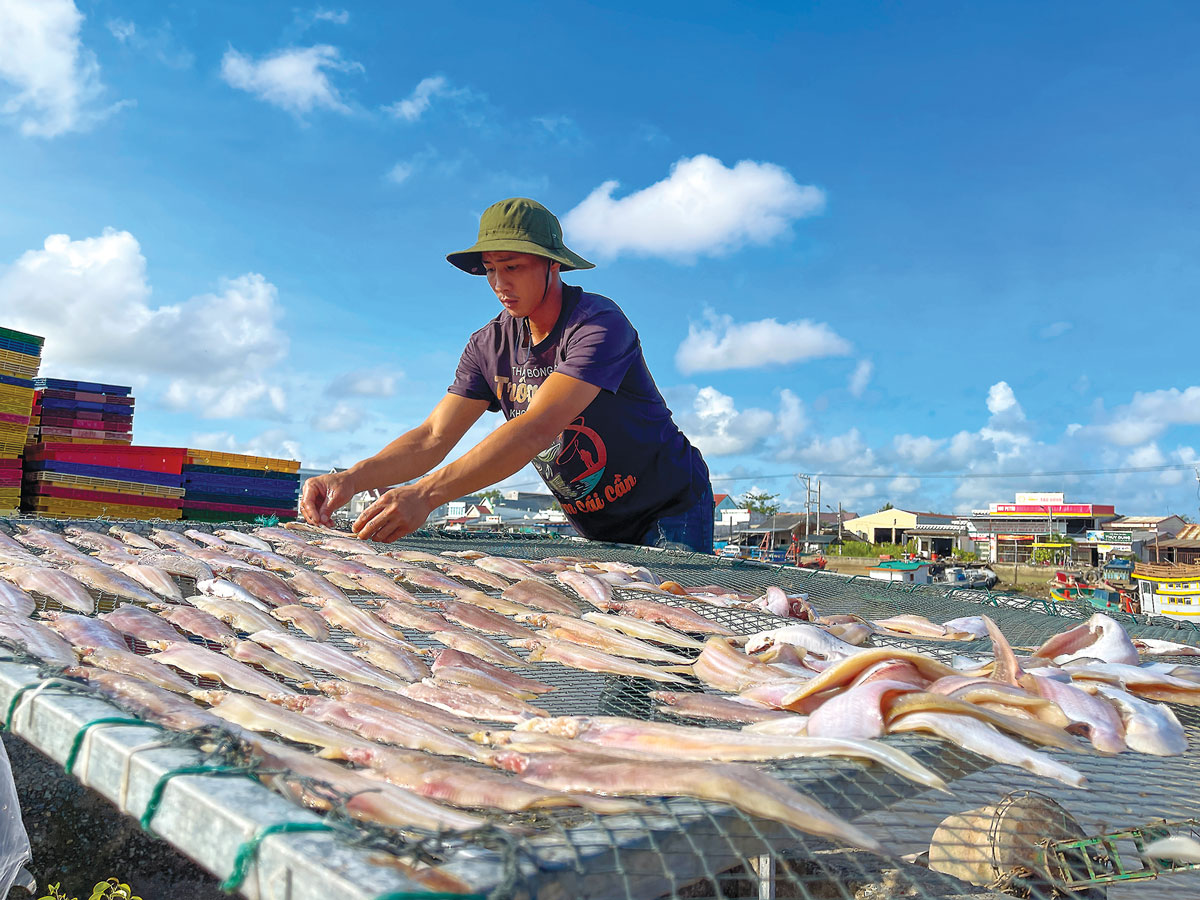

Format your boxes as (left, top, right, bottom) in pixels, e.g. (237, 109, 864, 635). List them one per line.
(2, 516, 1199, 900)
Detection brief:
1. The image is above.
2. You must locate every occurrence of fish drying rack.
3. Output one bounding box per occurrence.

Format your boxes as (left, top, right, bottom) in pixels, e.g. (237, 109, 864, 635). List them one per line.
(3, 516, 1200, 900)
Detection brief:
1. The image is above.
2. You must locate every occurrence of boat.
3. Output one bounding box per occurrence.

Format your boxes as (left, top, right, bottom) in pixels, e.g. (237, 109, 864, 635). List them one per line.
(935, 566, 997, 590)
(1050, 571, 1137, 613)
(1132, 563, 1200, 620)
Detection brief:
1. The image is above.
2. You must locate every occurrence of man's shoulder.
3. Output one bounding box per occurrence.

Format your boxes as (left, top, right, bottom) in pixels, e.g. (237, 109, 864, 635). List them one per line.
(463, 310, 509, 347)
(564, 287, 632, 331)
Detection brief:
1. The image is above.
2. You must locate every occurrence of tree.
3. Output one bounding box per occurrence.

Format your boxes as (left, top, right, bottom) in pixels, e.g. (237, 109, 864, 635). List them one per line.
(478, 489, 503, 509)
(741, 491, 781, 516)
(877, 502, 894, 512)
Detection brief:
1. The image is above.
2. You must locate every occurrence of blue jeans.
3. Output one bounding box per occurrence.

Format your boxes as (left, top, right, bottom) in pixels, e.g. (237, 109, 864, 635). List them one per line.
(639, 484, 714, 554)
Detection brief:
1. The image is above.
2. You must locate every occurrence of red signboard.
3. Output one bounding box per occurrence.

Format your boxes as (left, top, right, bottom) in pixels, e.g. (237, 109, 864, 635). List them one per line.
(991, 503, 1114, 516)
(997, 534, 1036, 541)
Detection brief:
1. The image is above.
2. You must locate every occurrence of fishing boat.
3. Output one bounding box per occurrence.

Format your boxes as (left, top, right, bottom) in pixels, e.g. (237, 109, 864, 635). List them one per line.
(1132, 563, 1200, 620)
(1049, 571, 1137, 613)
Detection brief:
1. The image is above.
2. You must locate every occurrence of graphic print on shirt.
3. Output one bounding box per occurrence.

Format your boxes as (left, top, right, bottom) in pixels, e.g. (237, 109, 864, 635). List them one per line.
(532, 417, 607, 502)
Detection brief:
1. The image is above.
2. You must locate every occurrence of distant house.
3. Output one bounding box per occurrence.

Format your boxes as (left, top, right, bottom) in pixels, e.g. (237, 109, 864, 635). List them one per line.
(842, 508, 957, 546)
(869, 559, 932, 585)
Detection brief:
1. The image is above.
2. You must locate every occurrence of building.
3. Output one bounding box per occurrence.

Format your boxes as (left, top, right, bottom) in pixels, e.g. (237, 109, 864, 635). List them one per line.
(1133, 561, 1200, 619)
(1153, 523, 1200, 566)
(868, 559, 932, 585)
(841, 508, 958, 547)
(728, 511, 856, 558)
(501, 491, 558, 512)
(963, 492, 1118, 564)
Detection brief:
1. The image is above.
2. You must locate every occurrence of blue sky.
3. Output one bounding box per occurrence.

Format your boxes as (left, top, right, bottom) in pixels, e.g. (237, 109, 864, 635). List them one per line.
(1, 0, 1198, 516)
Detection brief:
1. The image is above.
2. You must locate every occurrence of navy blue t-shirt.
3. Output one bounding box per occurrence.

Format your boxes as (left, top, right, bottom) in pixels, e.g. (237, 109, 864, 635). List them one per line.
(448, 285, 709, 544)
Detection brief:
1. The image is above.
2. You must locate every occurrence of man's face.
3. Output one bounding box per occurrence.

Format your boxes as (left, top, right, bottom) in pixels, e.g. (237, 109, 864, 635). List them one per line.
(481, 251, 557, 319)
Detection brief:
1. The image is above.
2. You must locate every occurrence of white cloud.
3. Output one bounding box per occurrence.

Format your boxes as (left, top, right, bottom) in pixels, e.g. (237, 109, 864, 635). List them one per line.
(326, 369, 399, 398)
(777, 389, 807, 442)
(563, 154, 825, 260)
(105, 16, 193, 69)
(0, 0, 118, 137)
(220, 44, 361, 115)
(192, 428, 302, 465)
(848, 359, 873, 397)
(675, 310, 850, 375)
(107, 18, 136, 43)
(986, 381, 1022, 417)
(893, 434, 944, 465)
(1093, 386, 1200, 447)
(312, 8, 349, 24)
(384, 75, 449, 122)
(386, 161, 414, 185)
(1040, 321, 1073, 339)
(312, 402, 363, 432)
(0, 229, 290, 420)
(678, 386, 775, 457)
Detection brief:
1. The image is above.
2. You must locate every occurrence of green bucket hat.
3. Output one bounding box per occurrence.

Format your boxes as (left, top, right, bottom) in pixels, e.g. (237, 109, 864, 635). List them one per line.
(447, 198, 595, 275)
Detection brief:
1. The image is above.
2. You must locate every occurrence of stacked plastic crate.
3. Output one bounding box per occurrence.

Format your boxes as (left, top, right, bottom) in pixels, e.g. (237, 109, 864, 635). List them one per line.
(32, 378, 134, 445)
(181, 449, 301, 523)
(0, 328, 43, 515)
(21, 445, 185, 520)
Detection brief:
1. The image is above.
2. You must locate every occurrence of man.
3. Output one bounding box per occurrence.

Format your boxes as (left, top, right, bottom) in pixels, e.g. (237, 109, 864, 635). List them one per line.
(301, 197, 712, 552)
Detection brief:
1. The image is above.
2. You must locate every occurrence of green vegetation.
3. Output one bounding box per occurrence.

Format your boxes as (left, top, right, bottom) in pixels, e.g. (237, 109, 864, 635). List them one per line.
(39, 881, 142, 900)
(840, 539, 916, 558)
(956, 550, 979, 562)
(477, 488, 503, 508)
(741, 491, 781, 516)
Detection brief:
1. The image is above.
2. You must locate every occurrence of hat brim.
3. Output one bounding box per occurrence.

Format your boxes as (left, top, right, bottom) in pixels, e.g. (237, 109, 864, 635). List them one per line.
(446, 238, 595, 275)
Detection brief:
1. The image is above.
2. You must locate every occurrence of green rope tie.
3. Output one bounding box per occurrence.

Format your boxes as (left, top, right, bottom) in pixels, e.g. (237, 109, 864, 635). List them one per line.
(63, 716, 159, 775)
(140, 764, 258, 833)
(219, 821, 334, 892)
(372, 894, 487, 900)
(3, 683, 37, 730)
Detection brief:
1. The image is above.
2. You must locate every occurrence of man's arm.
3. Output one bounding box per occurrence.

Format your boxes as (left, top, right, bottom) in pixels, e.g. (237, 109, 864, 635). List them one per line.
(300, 393, 489, 525)
(353, 373, 601, 541)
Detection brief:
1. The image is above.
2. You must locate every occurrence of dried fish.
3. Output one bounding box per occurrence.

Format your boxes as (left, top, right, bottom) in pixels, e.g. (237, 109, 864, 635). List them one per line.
(496, 751, 884, 852)
(1133, 638, 1200, 657)
(440, 549, 487, 560)
(446, 588, 536, 617)
(251, 526, 306, 546)
(285, 569, 349, 605)
(403, 678, 550, 723)
(41, 611, 127, 650)
(246, 734, 491, 834)
(0, 580, 36, 617)
(318, 598, 418, 648)
(351, 570, 431, 602)
(386, 549, 445, 564)
(555, 570, 610, 606)
(889, 711, 1086, 787)
(230, 569, 299, 608)
(214, 529, 273, 551)
(691, 637, 796, 693)
(184, 529, 227, 549)
(1032, 613, 1140, 666)
(781, 649, 959, 706)
(744, 623, 862, 659)
(523, 614, 691, 663)
(597, 596, 736, 636)
(195, 578, 271, 611)
(134, 551, 214, 582)
(0, 611, 77, 665)
(318, 537, 374, 555)
(0, 566, 94, 613)
(347, 554, 409, 574)
(431, 630, 527, 668)
(66, 564, 160, 606)
(156, 604, 237, 645)
(400, 568, 466, 594)
(186, 596, 285, 636)
(63, 666, 221, 731)
(806, 680, 921, 739)
(432, 648, 554, 696)
(438, 562, 510, 590)
(81, 646, 197, 693)
(346, 636, 429, 681)
(247, 630, 410, 691)
(276, 695, 485, 759)
(1025, 674, 1125, 753)
(149, 643, 295, 698)
(513, 637, 688, 684)
(226, 547, 303, 575)
(149, 528, 203, 552)
(475, 556, 542, 581)
(64, 527, 127, 553)
(315, 680, 478, 732)
(372, 598, 452, 633)
(113, 563, 183, 602)
(226, 639, 314, 683)
(107, 527, 159, 551)
(99, 604, 184, 644)
(649, 690, 793, 725)
(1092, 684, 1187, 756)
(429, 599, 539, 640)
(16, 527, 93, 563)
(501, 579, 582, 616)
(270, 604, 329, 641)
(580, 611, 704, 650)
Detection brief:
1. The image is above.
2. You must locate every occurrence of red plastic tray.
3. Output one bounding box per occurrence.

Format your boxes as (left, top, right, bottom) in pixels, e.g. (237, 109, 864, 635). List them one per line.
(28, 484, 183, 509)
(25, 443, 186, 474)
(0, 413, 29, 426)
(39, 415, 132, 432)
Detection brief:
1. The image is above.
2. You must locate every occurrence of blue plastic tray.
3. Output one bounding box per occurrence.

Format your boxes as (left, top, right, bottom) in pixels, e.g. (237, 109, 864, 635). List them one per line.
(34, 378, 132, 396)
(182, 490, 297, 509)
(0, 374, 34, 390)
(38, 398, 135, 414)
(182, 464, 300, 482)
(0, 337, 42, 357)
(25, 460, 183, 487)
(182, 472, 300, 497)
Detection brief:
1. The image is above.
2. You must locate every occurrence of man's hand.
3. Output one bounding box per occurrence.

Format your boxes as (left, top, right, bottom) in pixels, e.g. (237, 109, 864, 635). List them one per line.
(352, 484, 435, 543)
(300, 471, 357, 526)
